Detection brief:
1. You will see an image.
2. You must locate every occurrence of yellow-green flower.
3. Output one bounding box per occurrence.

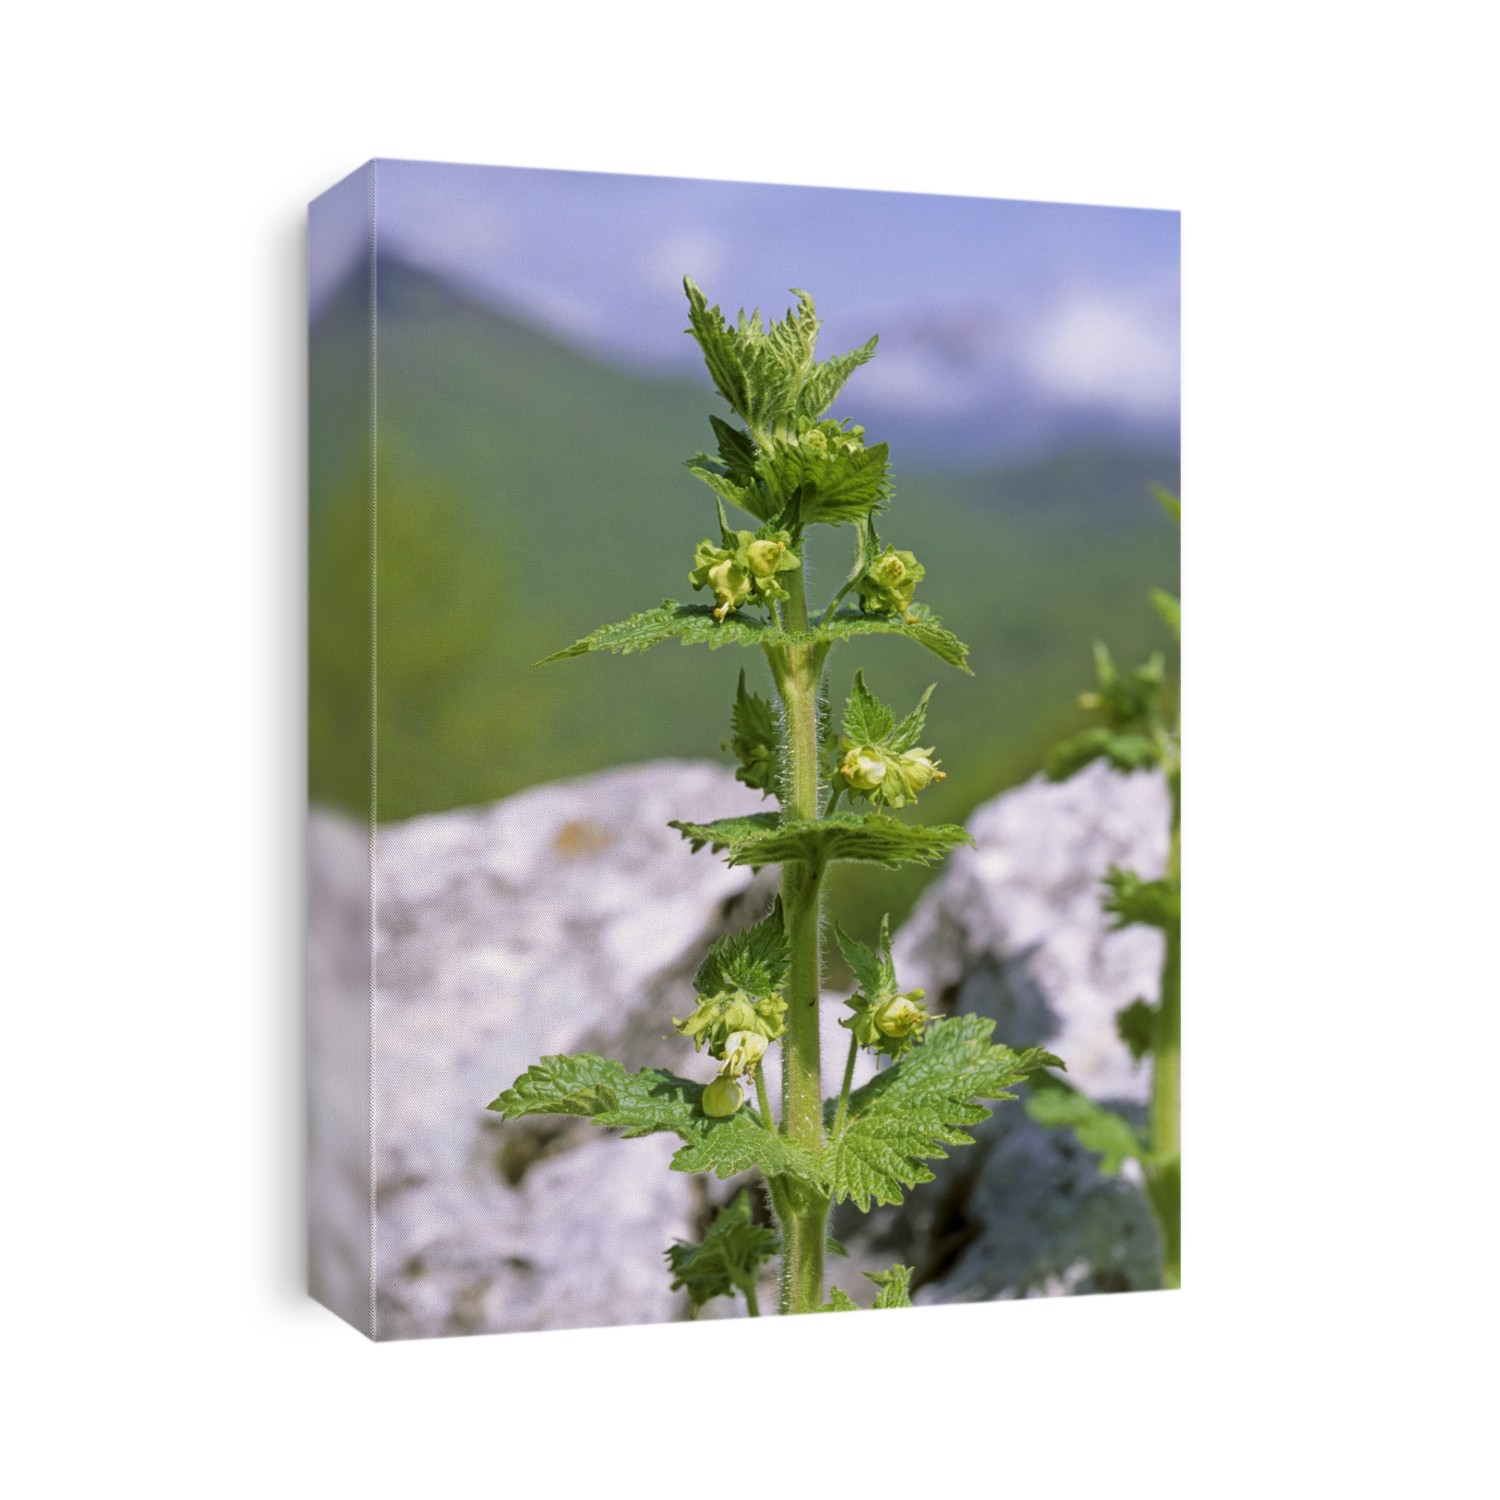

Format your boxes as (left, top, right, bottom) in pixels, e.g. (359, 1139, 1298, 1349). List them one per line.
(839, 744, 889, 793)
(720, 1029, 768, 1078)
(690, 529, 801, 621)
(837, 742, 944, 810)
(842, 985, 929, 1060)
(857, 545, 925, 622)
(673, 988, 786, 1058)
(872, 993, 926, 1041)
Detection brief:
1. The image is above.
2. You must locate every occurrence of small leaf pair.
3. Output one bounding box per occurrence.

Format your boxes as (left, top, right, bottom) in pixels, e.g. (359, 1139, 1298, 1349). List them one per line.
(666, 1189, 779, 1316)
(831, 671, 945, 811)
(818, 1263, 914, 1313)
(835, 916, 930, 1061)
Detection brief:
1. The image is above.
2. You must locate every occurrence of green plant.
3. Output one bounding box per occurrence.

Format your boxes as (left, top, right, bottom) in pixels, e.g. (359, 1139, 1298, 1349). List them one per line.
(1028, 486, 1181, 1286)
(488, 281, 1059, 1317)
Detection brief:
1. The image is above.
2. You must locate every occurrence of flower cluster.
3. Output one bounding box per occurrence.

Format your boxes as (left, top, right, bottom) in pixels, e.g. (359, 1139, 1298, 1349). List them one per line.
(789, 416, 866, 459)
(673, 988, 787, 1117)
(857, 545, 924, 621)
(838, 742, 945, 810)
(689, 528, 801, 621)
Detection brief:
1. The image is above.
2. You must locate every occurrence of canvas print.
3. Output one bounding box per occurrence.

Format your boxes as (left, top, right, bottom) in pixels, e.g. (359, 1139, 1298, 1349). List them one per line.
(307, 159, 1180, 1339)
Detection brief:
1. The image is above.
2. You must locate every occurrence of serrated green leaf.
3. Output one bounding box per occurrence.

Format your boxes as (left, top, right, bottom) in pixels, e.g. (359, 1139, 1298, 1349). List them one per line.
(1102, 866, 1180, 930)
(815, 1266, 913, 1312)
(683, 279, 762, 426)
(665, 1188, 780, 1314)
(1085, 642, 1167, 732)
(803, 440, 891, 526)
(1025, 1073, 1143, 1175)
(539, 601, 779, 663)
(684, 278, 884, 440)
(488, 1053, 700, 1135)
(888, 683, 936, 754)
(710, 414, 759, 480)
(683, 280, 815, 431)
(824, 1015, 1060, 1210)
(667, 1114, 826, 1184)
(488, 1052, 826, 1187)
(765, 438, 891, 527)
(725, 669, 779, 796)
(815, 1287, 860, 1313)
(693, 900, 790, 998)
(668, 812, 784, 858)
(810, 814, 972, 868)
(544, 599, 972, 673)
(866, 1263, 914, 1309)
(843, 669, 896, 744)
(814, 606, 972, 674)
(671, 811, 973, 870)
(798, 335, 879, 419)
(834, 915, 894, 1002)
(686, 464, 777, 525)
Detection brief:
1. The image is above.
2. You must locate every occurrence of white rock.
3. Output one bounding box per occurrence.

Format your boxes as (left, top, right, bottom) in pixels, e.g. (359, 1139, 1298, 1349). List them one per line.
(309, 760, 775, 1339)
(841, 761, 1174, 1301)
(895, 759, 1170, 1103)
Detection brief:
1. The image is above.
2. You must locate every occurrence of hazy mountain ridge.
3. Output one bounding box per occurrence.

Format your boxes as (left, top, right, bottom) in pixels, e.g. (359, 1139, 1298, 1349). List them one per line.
(309, 254, 1179, 936)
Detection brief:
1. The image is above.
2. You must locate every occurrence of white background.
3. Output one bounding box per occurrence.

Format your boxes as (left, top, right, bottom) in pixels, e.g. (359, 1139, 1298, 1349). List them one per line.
(4, 2, 1495, 1493)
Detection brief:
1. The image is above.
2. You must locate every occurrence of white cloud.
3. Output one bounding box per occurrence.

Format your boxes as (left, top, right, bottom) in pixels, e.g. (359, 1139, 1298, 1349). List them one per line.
(1027, 290, 1179, 418)
(642, 226, 729, 296)
(856, 346, 978, 414)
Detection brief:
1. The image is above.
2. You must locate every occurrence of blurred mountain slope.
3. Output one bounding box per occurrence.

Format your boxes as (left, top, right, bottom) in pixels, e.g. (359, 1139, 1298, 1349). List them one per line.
(310, 255, 1178, 931)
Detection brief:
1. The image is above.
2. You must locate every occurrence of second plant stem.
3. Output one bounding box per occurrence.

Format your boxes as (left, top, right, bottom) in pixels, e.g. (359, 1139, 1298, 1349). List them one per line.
(1148, 766, 1182, 1288)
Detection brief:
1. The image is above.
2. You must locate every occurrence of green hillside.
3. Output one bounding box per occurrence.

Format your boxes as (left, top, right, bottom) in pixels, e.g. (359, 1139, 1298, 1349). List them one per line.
(310, 258, 1178, 933)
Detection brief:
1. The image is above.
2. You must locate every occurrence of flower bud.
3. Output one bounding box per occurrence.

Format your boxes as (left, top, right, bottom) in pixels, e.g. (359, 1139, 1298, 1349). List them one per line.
(701, 1077, 744, 1118)
(874, 994, 925, 1040)
(719, 997, 763, 1038)
(896, 749, 944, 795)
(754, 991, 788, 1035)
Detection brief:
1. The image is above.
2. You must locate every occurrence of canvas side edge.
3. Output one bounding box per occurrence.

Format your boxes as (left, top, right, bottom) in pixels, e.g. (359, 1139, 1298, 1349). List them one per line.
(306, 162, 377, 1339)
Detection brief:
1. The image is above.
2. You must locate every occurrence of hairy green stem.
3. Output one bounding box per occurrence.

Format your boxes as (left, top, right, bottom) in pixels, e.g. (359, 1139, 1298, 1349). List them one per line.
(784, 562, 812, 637)
(775, 566, 831, 1313)
(1149, 767, 1182, 1287)
(780, 847, 828, 1312)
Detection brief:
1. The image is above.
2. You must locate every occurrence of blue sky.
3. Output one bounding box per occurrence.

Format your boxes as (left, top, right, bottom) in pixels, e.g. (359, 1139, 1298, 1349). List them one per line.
(317, 158, 1179, 462)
